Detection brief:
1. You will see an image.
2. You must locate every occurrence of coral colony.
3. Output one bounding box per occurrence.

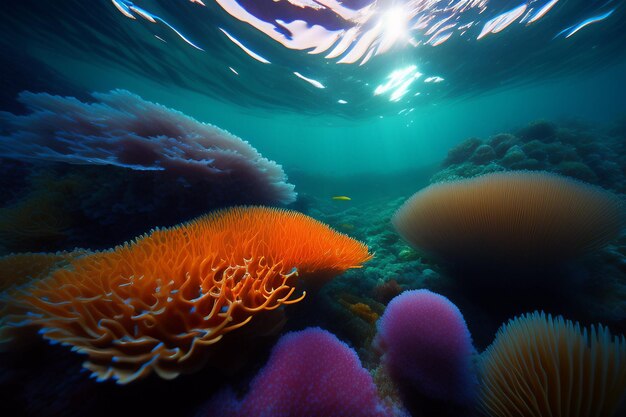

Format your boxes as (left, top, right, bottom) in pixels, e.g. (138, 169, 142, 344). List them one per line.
(0, 207, 370, 383)
(203, 328, 395, 417)
(1, 96, 625, 416)
(0, 91, 296, 250)
(377, 290, 476, 406)
(1, 0, 626, 413)
(393, 171, 623, 268)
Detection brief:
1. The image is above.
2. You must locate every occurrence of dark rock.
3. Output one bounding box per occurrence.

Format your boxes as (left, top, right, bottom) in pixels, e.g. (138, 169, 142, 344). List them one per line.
(555, 161, 598, 183)
(488, 133, 519, 157)
(469, 144, 497, 164)
(500, 145, 526, 167)
(517, 120, 557, 142)
(510, 158, 542, 170)
(521, 140, 548, 162)
(443, 138, 482, 167)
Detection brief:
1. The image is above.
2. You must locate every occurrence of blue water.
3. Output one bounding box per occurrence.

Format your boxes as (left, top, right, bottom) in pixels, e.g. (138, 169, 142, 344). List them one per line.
(1, 1, 626, 416)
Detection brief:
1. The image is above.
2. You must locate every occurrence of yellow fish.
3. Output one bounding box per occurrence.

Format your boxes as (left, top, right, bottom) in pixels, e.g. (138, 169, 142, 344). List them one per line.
(332, 196, 351, 201)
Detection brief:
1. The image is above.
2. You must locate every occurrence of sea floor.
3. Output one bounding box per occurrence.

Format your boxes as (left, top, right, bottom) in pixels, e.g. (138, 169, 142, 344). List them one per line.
(2, 119, 626, 416)
(2, 190, 625, 417)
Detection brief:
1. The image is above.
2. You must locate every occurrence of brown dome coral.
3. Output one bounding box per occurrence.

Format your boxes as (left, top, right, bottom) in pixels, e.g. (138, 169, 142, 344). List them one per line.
(392, 171, 623, 267)
(479, 311, 626, 417)
(0, 207, 371, 383)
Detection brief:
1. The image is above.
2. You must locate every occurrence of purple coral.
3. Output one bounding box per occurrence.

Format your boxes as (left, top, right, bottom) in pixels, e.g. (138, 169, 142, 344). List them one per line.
(0, 90, 297, 251)
(377, 290, 476, 405)
(205, 328, 398, 417)
(0, 90, 295, 205)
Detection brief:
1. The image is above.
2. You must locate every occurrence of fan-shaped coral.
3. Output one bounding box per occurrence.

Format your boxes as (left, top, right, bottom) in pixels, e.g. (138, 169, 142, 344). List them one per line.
(479, 311, 626, 417)
(0, 207, 371, 383)
(393, 171, 623, 267)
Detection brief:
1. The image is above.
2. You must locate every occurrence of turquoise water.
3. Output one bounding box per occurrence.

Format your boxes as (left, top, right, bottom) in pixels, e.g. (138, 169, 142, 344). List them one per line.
(2, 1, 625, 177)
(1, 1, 626, 416)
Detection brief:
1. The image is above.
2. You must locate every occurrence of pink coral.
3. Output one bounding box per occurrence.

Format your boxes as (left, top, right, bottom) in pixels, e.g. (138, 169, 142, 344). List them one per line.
(205, 328, 399, 417)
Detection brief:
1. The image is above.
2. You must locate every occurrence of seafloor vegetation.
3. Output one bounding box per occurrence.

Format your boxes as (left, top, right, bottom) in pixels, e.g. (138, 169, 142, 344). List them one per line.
(1, 100, 625, 417)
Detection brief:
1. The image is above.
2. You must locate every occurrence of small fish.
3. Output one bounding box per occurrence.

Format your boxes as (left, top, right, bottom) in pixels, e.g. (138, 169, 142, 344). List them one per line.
(332, 196, 351, 201)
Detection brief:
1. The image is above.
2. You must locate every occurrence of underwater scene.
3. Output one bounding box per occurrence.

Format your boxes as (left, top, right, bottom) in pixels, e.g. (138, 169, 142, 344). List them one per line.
(2, 0, 626, 416)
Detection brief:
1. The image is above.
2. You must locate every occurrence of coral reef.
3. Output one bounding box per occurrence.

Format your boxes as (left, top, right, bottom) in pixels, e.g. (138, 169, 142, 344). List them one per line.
(432, 120, 626, 193)
(203, 328, 402, 417)
(306, 195, 440, 296)
(479, 311, 626, 417)
(372, 279, 404, 304)
(0, 207, 371, 383)
(393, 171, 624, 270)
(0, 167, 91, 253)
(0, 250, 87, 293)
(0, 90, 294, 204)
(2, 116, 626, 417)
(294, 168, 626, 349)
(0, 187, 72, 253)
(339, 298, 381, 325)
(282, 195, 456, 359)
(376, 290, 476, 407)
(0, 90, 296, 252)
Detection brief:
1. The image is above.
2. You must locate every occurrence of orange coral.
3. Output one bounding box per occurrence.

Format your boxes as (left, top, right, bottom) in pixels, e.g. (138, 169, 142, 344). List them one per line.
(338, 293, 383, 325)
(0, 251, 89, 347)
(345, 302, 380, 324)
(0, 207, 371, 383)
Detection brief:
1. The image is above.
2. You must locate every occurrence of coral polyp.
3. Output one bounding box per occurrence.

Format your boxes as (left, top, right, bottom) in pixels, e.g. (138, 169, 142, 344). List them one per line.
(0, 207, 371, 383)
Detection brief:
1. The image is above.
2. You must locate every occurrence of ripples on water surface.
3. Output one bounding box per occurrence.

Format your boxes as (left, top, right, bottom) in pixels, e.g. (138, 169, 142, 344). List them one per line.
(1, 0, 625, 117)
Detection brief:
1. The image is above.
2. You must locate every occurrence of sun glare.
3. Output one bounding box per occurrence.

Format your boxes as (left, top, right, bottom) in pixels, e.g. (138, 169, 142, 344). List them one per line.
(378, 6, 410, 53)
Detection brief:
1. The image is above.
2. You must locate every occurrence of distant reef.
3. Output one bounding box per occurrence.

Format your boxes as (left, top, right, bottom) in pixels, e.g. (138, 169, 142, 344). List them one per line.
(0, 90, 295, 253)
(297, 118, 626, 354)
(2, 118, 626, 417)
(432, 119, 626, 193)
